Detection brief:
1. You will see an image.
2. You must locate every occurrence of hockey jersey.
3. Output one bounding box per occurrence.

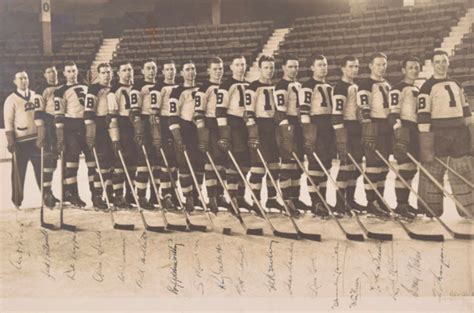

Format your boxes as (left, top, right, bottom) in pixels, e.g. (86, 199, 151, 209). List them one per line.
(168, 85, 199, 129)
(331, 80, 358, 129)
(149, 81, 179, 117)
(84, 83, 110, 120)
(54, 83, 88, 123)
(388, 81, 419, 125)
(33, 83, 61, 119)
(3, 90, 37, 142)
(107, 82, 133, 117)
(299, 78, 333, 122)
(244, 80, 276, 123)
(215, 77, 248, 126)
(130, 80, 155, 115)
(417, 77, 471, 132)
(357, 78, 391, 120)
(274, 79, 301, 118)
(194, 81, 220, 126)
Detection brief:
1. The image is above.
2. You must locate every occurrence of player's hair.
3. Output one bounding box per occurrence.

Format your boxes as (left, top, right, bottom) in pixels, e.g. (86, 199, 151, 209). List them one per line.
(430, 50, 449, 61)
(401, 56, 421, 69)
(162, 60, 176, 67)
(258, 55, 275, 68)
(231, 55, 246, 63)
(115, 60, 132, 70)
(340, 55, 358, 67)
(181, 60, 195, 70)
(63, 61, 77, 69)
(207, 56, 223, 67)
(43, 65, 57, 72)
(142, 58, 157, 68)
(13, 69, 27, 77)
(309, 53, 326, 66)
(97, 62, 111, 73)
(281, 55, 299, 66)
(369, 52, 387, 63)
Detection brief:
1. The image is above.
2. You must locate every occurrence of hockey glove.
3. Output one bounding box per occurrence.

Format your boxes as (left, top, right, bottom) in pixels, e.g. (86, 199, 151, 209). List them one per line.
(277, 123, 294, 160)
(302, 123, 317, 155)
(6, 130, 15, 153)
(361, 121, 378, 152)
(35, 123, 46, 149)
(108, 117, 121, 158)
(85, 121, 96, 150)
(132, 116, 145, 147)
(197, 127, 209, 153)
(217, 125, 231, 152)
(418, 131, 435, 163)
(247, 124, 260, 150)
(170, 127, 186, 168)
(393, 126, 410, 161)
(334, 127, 348, 162)
(150, 115, 162, 149)
(55, 126, 65, 153)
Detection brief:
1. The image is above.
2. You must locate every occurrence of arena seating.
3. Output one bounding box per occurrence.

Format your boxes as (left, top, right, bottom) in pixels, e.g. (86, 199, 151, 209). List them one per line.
(112, 21, 274, 81)
(275, 2, 466, 84)
(451, 24, 474, 95)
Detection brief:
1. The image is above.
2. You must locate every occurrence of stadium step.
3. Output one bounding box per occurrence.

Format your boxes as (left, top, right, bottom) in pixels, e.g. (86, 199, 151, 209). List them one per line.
(417, 8, 474, 83)
(245, 28, 291, 82)
(90, 38, 120, 82)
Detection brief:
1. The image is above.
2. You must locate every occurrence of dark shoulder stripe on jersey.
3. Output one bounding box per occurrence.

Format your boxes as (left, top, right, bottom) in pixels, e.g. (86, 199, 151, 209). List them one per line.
(132, 80, 146, 91)
(302, 78, 317, 89)
(419, 77, 437, 95)
(357, 78, 376, 92)
(87, 83, 103, 96)
(333, 80, 350, 96)
(275, 79, 291, 91)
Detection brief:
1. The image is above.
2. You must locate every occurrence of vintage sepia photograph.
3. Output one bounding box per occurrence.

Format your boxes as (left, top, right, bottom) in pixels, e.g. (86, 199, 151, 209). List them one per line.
(0, 0, 473, 312)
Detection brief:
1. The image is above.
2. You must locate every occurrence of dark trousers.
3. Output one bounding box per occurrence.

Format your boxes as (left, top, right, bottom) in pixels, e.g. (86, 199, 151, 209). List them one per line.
(12, 140, 41, 206)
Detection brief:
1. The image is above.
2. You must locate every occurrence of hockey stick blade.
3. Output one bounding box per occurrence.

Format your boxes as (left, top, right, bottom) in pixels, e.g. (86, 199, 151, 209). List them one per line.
(274, 229, 300, 240)
(41, 221, 56, 230)
(246, 227, 264, 236)
(114, 223, 135, 231)
(453, 232, 474, 240)
(366, 231, 393, 241)
(407, 230, 444, 242)
(186, 216, 207, 232)
(61, 223, 76, 232)
(298, 231, 322, 241)
(166, 223, 188, 232)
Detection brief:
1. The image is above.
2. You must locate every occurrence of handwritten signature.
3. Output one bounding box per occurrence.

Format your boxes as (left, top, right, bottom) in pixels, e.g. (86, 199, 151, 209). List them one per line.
(265, 240, 278, 292)
(167, 239, 184, 295)
(41, 229, 55, 280)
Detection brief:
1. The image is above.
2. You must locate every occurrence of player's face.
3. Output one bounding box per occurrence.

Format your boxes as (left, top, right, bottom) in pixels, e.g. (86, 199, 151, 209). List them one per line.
(118, 63, 133, 84)
(402, 61, 420, 81)
(208, 62, 223, 82)
(142, 61, 157, 81)
(14, 72, 29, 90)
(432, 54, 449, 77)
(98, 66, 112, 86)
(64, 65, 78, 83)
(44, 67, 58, 84)
(283, 60, 299, 80)
(181, 63, 196, 82)
(342, 60, 359, 79)
(312, 58, 328, 78)
(369, 57, 387, 78)
(259, 61, 274, 80)
(162, 63, 176, 81)
(230, 57, 247, 78)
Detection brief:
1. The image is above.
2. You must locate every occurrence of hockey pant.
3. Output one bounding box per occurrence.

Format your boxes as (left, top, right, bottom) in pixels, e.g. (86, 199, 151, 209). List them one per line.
(394, 121, 418, 205)
(93, 117, 114, 199)
(279, 116, 303, 200)
(205, 118, 226, 198)
(159, 116, 179, 199)
(178, 119, 204, 198)
(226, 115, 250, 198)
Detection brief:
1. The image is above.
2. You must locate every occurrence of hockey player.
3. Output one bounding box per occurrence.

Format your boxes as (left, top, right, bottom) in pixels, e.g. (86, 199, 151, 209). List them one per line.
(417, 50, 473, 218)
(83, 63, 113, 210)
(129, 58, 158, 210)
(245, 55, 289, 215)
(357, 52, 392, 218)
(299, 54, 338, 218)
(215, 55, 252, 212)
(387, 56, 421, 219)
(54, 61, 93, 208)
(274, 55, 309, 214)
(33, 65, 61, 208)
(168, 61, 201, 212)
(107, 61, 136, 209)
(4, 70, 41, 207)
(149, 60, 179, 210)
(194, 56, 227, 214)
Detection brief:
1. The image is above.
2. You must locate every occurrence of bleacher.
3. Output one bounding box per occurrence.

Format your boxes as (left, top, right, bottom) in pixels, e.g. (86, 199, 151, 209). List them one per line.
(451, 24, 474, 95)
(112, 21, 274, 81)
(275, 2, 466, 84)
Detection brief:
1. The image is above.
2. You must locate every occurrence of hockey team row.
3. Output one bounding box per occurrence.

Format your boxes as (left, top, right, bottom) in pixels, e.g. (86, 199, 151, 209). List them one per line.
(3, 50, 474, 221)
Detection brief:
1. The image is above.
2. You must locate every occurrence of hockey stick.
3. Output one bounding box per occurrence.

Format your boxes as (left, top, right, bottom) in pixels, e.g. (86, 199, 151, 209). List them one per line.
(407, 152, 473, 219)
(141, 145, 174, 232)
(377, 151, 471, 240)
(206, 151, 264, 236)
(40, 147, 55, 229)
(58, 151, 76, 232)
(376, 151, 447, 241)
(183, 149, 231, 235)
(12, 151, 23, 209)
(228, 150, 299, 240)
(93, 147, 134, 230)
(159, 148, 204, 232)
(117, 148, 164, 232)
(292, 152, 363, 241)
(435, 157, 474, 190)
(348, 153, 444, 241)
(311, 152, 392, 241)
(256, 149, 321, 241)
